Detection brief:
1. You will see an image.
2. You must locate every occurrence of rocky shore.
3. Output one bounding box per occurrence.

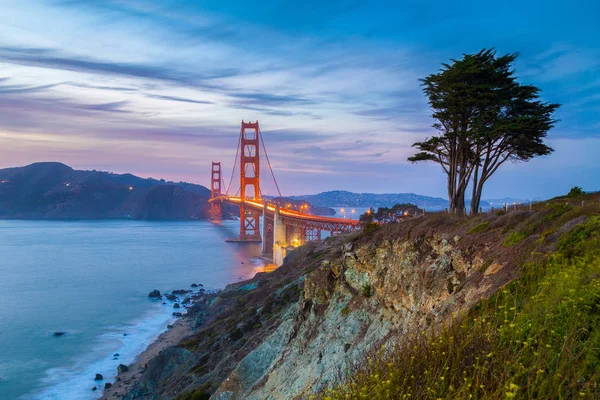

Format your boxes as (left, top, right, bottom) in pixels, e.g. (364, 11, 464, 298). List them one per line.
(99, 288, 219, 399)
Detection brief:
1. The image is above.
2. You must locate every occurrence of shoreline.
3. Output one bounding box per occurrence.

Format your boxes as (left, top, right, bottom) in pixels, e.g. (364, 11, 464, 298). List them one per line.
(99, 314, 193, 399)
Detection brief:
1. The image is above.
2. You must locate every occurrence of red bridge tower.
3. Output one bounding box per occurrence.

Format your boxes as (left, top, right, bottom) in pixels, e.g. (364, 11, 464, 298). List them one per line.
(210, 161, 222, 220)
(239, 121, 261, 241)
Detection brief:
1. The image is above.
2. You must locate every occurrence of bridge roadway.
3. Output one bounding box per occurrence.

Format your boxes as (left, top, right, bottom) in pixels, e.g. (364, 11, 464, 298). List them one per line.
(214, 196, 360, 226)
(211, 196, 360, 265)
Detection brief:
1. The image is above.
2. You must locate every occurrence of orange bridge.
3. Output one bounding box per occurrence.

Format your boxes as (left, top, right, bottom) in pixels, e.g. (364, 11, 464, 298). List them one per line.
(209, 121, 360, 265)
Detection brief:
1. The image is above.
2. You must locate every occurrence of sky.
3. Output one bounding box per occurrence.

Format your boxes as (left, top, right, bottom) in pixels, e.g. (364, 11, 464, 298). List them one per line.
(0, 0, 598, 199)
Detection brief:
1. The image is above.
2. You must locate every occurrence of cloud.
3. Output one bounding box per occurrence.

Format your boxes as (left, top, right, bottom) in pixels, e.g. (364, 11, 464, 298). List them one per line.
(144, 94, 213, 105)
(0, 46, 237, 89)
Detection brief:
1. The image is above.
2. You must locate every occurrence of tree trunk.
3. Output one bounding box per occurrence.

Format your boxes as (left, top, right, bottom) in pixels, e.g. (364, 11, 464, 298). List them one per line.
(470, 163, 480, 215)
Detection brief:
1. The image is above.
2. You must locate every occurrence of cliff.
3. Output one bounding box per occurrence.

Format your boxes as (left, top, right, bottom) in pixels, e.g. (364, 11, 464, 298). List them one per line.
(117, 193, 600, 399)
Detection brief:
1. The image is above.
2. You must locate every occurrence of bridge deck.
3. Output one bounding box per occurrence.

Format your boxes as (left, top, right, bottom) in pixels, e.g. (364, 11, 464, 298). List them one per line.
(211, 196, 360, 226)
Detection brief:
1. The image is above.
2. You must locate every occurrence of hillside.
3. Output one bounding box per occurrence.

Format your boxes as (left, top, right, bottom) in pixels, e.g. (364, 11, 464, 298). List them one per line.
(288, 190, 490, 210)
(112, 192, 600, 399)
(0, 162, 231, 220)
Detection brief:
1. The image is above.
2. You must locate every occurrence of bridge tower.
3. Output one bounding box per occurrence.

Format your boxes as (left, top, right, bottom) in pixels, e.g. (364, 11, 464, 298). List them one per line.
(239, 121, 261, 241)
(210, 161, 222, 220)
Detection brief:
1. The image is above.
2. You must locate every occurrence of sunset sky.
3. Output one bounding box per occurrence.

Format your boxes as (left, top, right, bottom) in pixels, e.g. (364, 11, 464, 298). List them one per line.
(0, 0, 598, 199)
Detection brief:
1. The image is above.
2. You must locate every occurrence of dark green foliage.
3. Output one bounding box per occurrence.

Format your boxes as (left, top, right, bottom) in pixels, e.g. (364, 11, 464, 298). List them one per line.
(467, 221, 490, 234)
(409, 49, 559, 215)
(567, 186, 585, 197)
(363, 222, 380, 234)
(361, 284, 374, 298)
(360, 204, 422, 224)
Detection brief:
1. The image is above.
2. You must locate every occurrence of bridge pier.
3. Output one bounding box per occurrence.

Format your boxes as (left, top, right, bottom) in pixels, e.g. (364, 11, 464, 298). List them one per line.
(273, 205, 287, 266)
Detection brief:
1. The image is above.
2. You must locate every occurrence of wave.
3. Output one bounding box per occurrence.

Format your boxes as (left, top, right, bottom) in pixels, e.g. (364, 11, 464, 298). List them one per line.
(26, 303, 179, 400)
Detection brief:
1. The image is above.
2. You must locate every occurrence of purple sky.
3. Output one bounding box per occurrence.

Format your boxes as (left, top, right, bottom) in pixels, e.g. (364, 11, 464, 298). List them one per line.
(0, 0, 598, 199)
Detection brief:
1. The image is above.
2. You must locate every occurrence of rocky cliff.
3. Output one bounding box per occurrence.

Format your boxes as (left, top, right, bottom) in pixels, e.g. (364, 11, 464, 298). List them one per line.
(114, 203, 579, 400)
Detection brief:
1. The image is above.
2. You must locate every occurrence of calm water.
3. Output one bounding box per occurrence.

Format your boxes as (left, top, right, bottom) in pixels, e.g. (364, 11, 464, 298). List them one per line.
(0, 220, 264, 400)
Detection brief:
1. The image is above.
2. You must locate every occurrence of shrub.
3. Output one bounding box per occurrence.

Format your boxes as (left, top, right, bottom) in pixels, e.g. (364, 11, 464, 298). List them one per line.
(363, 222, 380, 234)
(467, 221, 490, 234)
(503, 231, 527, 246)
(361, 284, 374, 298)
(567, 186, 585, 197)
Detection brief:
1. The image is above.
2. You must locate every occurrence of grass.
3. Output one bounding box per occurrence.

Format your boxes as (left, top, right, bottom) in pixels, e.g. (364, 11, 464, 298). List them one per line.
(503, 231, 527, 246)
(316, 216, 600, 400)
(468, 222, 490, 235)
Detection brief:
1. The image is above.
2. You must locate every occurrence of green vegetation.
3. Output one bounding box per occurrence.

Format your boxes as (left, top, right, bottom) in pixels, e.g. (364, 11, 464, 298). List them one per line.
(361, 284, 374, 298)
(467, 221, 490, 234)
(360, 204, 422, 224)
(503, 231, 527, 247)
(318, 215, 600, 399)
(568, 186, 585, 198)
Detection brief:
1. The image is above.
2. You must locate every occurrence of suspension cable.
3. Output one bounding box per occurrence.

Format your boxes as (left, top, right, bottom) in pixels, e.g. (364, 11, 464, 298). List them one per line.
(259, 127, 283, 198)
(224, 131, 242, 195)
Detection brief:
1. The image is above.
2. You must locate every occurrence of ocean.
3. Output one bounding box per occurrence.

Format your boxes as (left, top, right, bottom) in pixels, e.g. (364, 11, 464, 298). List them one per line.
(0, 220, 264, 400)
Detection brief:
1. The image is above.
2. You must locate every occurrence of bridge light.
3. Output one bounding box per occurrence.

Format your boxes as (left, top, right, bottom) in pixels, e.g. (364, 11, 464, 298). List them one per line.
(341, 208, 345, 213)
(129, 186, 134, 191)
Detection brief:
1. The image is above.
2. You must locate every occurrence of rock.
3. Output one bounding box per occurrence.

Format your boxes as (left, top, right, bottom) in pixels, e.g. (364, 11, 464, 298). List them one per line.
(167, 324, 174, 329)
(162, 302, 166, 304)
(173, 303, 180, 309)
(166, 294, 177, 301)
(191, 283, 198, 288)
(117, 364, 129, 374)
(92, 386, 97, 391)
(182, 297, 191, 304)
(94, 373, 103, 381)
(172, 289, 189, 295)
(172, 312, 183, 317)
(113, 353, 119, 357)
(105, 383, 112, 389)
(148, 289, 161, 298)
(123, 333, 128, 336)
(53, 331, 65, 337)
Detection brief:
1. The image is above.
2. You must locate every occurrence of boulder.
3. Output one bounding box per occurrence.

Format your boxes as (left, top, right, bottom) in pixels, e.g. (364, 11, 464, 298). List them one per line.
(172, 289, 189, 295)
(104, 383, 112, 389)
(191, 283, 198, 288)
(172, 312, 183, 317)
(92, 386, 97, 391)
(173, 303, 180, 309)
(148, 289, 161, 298)
(113, 353, 119, 357)
(117, 364, 129, 374)
(94, 373, 103, 381)
(182, 297, 191, 305)
(166, 294, 177, 301)
(53, 332, 65, 337)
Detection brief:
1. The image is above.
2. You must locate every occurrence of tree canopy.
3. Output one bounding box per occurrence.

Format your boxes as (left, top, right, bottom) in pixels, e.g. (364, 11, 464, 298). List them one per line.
(409, 49, 559, 214)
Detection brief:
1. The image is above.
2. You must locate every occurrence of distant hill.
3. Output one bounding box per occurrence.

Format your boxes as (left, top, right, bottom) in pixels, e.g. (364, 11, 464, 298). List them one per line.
(288, 190, 500, 211)
(288, 190, 450, 211)
(0, 162, 236, 220)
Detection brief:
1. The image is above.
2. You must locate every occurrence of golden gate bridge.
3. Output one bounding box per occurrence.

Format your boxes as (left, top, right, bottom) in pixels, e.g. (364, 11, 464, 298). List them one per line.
(209, 120, 360, 265)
